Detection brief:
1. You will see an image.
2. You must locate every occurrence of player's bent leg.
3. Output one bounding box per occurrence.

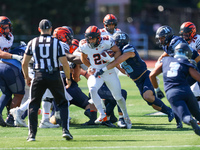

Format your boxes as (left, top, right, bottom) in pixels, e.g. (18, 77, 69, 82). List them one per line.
(144, 90, 174, 122)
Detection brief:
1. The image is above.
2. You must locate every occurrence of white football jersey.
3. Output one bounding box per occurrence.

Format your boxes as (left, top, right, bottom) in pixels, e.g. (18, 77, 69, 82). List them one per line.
(189, 34, 200, 51)
(0, 33, 14, 52)
(79, 35, 115, 69)
(100, 28, 121, 38)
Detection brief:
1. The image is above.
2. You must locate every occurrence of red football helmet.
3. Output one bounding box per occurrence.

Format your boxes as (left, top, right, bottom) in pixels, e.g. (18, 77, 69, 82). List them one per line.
(103, 14, 118, 33)
(69, 39, 79, 54)
(179, 22, 196, 42)
(53, 27, 73, 45)
(85, 25, 101, 48)
(0, 16, 12, 35)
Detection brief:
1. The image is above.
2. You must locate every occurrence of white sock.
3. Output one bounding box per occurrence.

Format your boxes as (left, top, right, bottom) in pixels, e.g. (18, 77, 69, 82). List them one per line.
(41, 100, 51, 122)
(20, 98, 31, 112)
(116, 97, 129, 119)
(90, 92, 105, 115)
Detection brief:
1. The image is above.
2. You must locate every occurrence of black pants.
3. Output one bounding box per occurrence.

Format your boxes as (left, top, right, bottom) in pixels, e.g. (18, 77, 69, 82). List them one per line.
(29, 71, 69, 138)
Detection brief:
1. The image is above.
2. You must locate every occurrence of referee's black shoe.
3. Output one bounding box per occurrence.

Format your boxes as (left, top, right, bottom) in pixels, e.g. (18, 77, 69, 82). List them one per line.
(62, 129, 73, 140)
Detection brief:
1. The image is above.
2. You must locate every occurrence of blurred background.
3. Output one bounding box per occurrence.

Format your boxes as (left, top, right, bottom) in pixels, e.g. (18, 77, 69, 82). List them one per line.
(1, 0, 200, 58)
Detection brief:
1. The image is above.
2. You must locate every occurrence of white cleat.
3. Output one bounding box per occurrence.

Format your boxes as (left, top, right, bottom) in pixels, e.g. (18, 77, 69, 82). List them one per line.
(95, 114, 107, 124)
(124, 118, 132, 129)
(39, 121, 60, 128)
(15, 119, 28, 127)
(117, 118, 126, 128)
(10, 107, 27, 127)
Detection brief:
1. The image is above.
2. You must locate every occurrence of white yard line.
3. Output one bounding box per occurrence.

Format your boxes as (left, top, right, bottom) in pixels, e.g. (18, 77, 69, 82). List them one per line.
(1, 145, 200, 149)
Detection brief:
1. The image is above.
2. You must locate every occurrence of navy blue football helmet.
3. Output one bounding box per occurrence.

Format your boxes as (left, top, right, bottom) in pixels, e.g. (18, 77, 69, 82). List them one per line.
(113, 32, 129, 49)
(155, 25, 174, 46)
(174, 43, 192, 59)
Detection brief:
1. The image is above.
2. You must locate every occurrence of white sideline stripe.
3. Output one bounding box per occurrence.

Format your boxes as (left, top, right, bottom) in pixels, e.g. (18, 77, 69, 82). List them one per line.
(1, 145, 200, 149)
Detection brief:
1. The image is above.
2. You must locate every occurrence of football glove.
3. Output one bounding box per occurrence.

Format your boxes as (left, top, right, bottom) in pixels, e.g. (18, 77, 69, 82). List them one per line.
(95, 69, 104, 78)
(12, 54, 23, 62)
(155, 88, 165, 99)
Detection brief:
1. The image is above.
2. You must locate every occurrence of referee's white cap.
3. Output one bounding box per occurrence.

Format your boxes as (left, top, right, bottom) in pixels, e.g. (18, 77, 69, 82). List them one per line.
(39, 19, 52, 30)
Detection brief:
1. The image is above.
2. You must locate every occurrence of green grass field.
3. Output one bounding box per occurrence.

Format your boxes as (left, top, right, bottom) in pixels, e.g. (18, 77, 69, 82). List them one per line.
(0, 75, 200, 150)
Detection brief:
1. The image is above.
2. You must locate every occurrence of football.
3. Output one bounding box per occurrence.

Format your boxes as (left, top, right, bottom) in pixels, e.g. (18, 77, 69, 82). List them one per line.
(101, 49, 115, 57)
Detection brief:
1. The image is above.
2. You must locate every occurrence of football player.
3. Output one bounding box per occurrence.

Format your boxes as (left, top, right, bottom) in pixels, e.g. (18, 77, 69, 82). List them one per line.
(80, 25, 132, 129)
(100, 14, 126, 127)
(0, 16, 25, 127)
(100, 14, 121, 36)
(179, 22, 200, 107)
(154, 25, 200, 127)
(150, 43, 200, 136)
(95, 32, 175, 125)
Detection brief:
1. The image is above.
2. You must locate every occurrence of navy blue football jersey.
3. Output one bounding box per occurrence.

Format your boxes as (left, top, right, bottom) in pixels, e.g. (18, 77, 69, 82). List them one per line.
(120, 44, 147, 80)
(1, 45, 26, 70)
(162, 35, 187, 56)
(162, 35, 199, 60)
(161, 56, 197, 92)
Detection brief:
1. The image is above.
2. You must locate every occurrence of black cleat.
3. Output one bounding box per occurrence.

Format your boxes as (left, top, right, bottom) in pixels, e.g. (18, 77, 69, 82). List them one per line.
(62, 129, 73, 140)
(101, 120, 116, 128)
(5, 114, 15, 127)
(168, 110, 175, 122)
(0, 115, 6, 127)
(81, 120, 97, 126)
(190, 119, 200, 136)
(177, 122, 183, 128)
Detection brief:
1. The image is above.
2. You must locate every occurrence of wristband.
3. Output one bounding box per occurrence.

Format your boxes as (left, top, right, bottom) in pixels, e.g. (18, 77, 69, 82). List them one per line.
(154, 87, 160, 92)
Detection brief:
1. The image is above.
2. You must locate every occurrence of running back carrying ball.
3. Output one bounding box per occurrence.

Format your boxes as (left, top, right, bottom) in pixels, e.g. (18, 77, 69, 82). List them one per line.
(101, 49, 115, 58)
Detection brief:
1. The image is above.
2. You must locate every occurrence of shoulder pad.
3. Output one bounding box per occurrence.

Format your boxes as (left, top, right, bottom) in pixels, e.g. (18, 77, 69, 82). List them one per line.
(122, 44, 135, 53)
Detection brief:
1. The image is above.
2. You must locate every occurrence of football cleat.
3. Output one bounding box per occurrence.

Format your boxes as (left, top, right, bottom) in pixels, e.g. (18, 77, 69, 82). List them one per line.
(62, 129, 73, 140)
(81, 120, 97, 126)
(117, 118, 126, 128)
(124, 117, 132, 129)
(5, 114, 15, 127)
(190, 119, 200, 136)
(39, 120, 60, 128)
(177, 122, 183, 128)
(168, 109, 175, 122)
(95, 114, 107, 124)
(10, 107, 27, 127)
(101, 120, 116, 128)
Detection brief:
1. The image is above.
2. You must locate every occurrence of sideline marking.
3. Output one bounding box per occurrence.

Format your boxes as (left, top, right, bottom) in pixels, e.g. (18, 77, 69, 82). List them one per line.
(1, 145, 200, 149)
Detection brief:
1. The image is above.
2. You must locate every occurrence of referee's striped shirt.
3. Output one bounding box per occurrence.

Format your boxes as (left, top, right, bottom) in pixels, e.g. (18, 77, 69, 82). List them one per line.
(25, 34, 66, 70)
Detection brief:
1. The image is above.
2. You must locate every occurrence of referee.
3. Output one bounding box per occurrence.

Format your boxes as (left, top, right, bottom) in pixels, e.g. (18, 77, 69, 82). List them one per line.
(22, 19, 73, 141)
